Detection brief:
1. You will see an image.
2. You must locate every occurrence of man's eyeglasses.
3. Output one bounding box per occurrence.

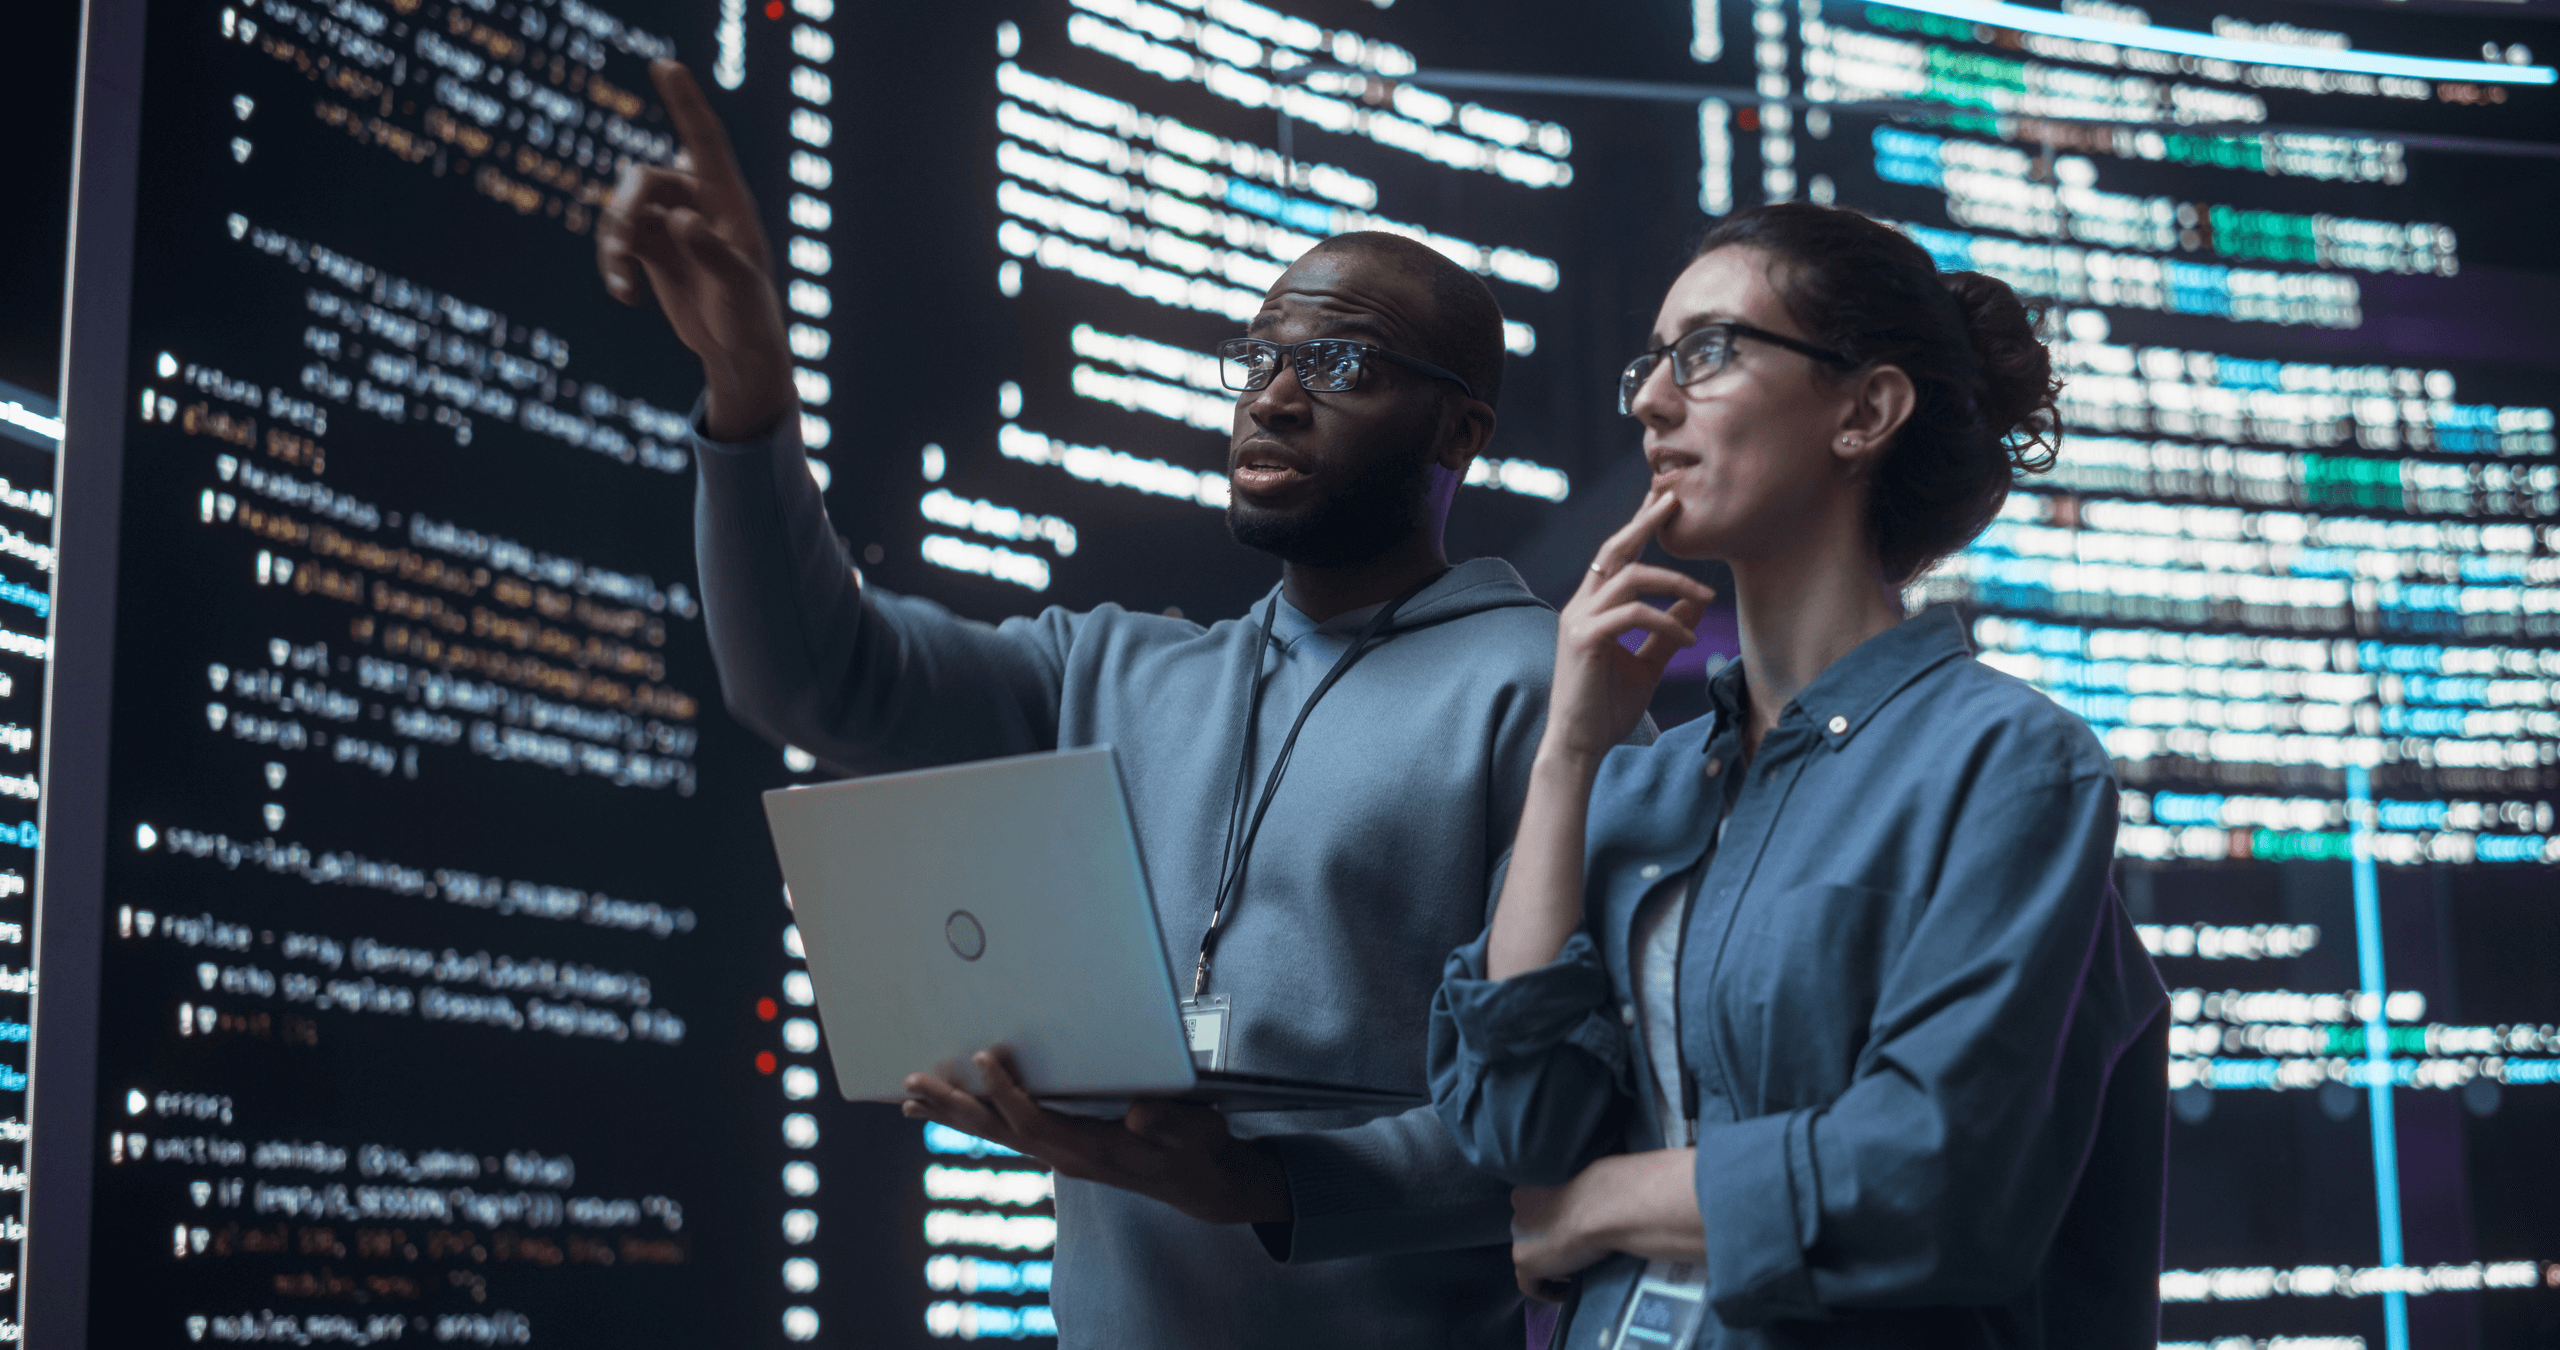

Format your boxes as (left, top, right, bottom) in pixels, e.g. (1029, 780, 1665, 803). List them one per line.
(1219, 338, 1475, 400)
(1617, 322, 1855, 415)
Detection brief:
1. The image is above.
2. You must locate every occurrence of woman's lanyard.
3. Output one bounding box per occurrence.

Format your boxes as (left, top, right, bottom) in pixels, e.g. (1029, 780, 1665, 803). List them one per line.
(1191, 571, 1443, 999)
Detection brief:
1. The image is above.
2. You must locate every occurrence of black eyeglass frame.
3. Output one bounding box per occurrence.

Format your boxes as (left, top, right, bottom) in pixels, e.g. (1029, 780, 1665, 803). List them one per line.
(1617, 321, 1856, 416)
(1218, 337, 1476, 401)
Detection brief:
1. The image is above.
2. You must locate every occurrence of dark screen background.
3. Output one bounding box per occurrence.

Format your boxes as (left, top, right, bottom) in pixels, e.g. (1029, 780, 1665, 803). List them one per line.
(14, 0, 2560, 1343)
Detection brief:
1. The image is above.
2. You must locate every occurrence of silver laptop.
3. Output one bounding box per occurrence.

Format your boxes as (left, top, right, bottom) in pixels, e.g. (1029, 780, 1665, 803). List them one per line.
(762, 746, 1426, 1113)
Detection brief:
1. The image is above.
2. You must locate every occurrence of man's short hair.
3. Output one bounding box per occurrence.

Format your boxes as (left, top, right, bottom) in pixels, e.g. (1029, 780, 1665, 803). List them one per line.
(1313, 232, 1505, 410)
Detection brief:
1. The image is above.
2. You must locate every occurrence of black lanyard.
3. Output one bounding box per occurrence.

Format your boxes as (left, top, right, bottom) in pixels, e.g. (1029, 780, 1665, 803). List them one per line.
(1192, 571, 1443, 997)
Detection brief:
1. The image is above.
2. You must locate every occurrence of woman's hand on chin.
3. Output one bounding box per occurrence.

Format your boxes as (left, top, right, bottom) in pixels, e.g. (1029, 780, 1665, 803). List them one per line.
(1544, 490, 1717, 767)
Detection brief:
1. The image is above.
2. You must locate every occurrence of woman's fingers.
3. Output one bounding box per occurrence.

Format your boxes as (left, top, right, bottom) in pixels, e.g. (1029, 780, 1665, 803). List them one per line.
(1564, 564, 1714, 656)
(1577, 600, 1697, 681)
(1574, 491, 1678, 598)
(1632, 594, 1713, 666)
(1595, 490, 1677, 569)
(1585, 561, 1715, 613)
(1511, 1231, 1575, 1303)
(1588, 601, 1696, 653)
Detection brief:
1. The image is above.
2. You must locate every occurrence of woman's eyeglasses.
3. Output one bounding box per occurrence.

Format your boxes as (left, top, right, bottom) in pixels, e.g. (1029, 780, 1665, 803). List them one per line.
(1618, 322, 1854, 415)
(1219, 338, 1475, 399)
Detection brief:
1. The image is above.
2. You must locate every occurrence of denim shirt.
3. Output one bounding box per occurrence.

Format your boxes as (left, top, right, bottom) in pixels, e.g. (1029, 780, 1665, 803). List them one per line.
(1428, 607, 2169, 1348)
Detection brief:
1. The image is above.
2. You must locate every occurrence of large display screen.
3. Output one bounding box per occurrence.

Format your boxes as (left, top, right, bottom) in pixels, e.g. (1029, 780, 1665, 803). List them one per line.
(0, 380, 59, 1338)
(34, 0, 903, 1341)
(1799, 3, 2560, 1345)
(30, 0, 2558, 1344)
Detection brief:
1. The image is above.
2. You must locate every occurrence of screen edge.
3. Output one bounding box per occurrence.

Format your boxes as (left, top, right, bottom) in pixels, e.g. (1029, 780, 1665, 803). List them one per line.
(27, 0, 146, 1339)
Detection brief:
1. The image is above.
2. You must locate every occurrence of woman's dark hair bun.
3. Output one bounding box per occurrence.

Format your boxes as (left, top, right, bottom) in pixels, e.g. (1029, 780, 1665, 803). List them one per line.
(1687, 203, 2065, 584)
(1943, 269, 2062, 475)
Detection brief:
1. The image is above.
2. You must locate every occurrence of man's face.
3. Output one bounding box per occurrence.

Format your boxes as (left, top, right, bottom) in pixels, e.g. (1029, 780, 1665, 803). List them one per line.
(1226, 248, 1449, 568)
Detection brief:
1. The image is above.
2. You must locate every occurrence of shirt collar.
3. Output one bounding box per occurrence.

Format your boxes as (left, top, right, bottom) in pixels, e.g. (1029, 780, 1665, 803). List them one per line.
(1701, 605, 1975, 751)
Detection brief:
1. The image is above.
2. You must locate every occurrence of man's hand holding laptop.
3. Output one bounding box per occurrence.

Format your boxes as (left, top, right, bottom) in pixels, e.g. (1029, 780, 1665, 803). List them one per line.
(902, 1048, 1293, 1225)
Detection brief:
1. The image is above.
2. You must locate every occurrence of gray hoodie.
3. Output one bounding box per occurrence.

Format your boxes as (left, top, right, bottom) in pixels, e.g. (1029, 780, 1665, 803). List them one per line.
(695, 418, 1584, 1347)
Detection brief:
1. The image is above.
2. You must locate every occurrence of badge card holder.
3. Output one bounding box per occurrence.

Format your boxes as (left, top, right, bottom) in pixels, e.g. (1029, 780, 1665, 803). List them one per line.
(1600, 1265, 1709, 1349)
(1179, 994, 1232, 1071)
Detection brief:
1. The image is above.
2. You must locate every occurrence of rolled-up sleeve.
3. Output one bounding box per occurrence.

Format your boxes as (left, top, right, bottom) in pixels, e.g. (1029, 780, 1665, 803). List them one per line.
(1427, 930, 1633, 1187)
(1700, 769, 2141, 1323)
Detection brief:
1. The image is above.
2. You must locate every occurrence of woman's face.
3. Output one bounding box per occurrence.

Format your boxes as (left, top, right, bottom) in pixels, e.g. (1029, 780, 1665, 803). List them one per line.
(1629, 246, 1863, 563)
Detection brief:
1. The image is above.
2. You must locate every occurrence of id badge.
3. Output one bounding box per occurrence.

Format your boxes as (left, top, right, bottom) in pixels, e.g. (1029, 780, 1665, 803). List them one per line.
(1178, 994, 1232, 1071)
(1602, 1264, 1708, 1350)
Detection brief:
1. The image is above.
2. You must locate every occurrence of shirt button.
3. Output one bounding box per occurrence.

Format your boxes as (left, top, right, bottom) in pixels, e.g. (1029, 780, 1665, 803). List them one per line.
(1620, 1003, 1637, 1026)
(1639, 863, 1662, 880)
(1703, 757, 1722, 777)
(1827, 714, 1848, 735)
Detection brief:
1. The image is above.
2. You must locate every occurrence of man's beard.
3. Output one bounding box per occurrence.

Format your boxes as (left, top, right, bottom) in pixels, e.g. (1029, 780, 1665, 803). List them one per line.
(1226, 442, 1435, 567)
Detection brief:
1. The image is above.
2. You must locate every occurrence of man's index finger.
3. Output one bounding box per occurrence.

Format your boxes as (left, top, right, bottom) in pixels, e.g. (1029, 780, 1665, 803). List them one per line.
(648, 59, 748, 194)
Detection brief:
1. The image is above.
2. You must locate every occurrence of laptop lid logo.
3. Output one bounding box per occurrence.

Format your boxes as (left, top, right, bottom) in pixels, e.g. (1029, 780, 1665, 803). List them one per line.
(945, 910, 986, 961)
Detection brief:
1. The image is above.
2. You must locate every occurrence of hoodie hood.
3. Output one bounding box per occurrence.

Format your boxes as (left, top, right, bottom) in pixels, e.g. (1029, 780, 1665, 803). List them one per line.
(1255, 557, 1552, 640)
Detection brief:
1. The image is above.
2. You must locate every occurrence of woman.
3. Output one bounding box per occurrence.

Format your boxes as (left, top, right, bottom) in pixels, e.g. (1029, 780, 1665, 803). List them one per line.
(1428, 203, 2167, 1348)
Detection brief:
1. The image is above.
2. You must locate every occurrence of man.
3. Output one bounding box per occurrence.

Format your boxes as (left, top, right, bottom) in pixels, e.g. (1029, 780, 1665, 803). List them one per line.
(600, 58, 1617, 1347)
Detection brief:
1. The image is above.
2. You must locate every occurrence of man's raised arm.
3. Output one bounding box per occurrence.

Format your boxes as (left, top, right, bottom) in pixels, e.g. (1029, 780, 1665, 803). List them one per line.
(600, 60, 1068, 772)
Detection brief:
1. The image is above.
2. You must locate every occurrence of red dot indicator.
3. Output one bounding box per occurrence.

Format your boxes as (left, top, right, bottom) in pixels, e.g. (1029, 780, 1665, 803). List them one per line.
(763, 1, 783, 17)
(756, 997, 779, 1021)
(755, 1051, 778, 1075)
